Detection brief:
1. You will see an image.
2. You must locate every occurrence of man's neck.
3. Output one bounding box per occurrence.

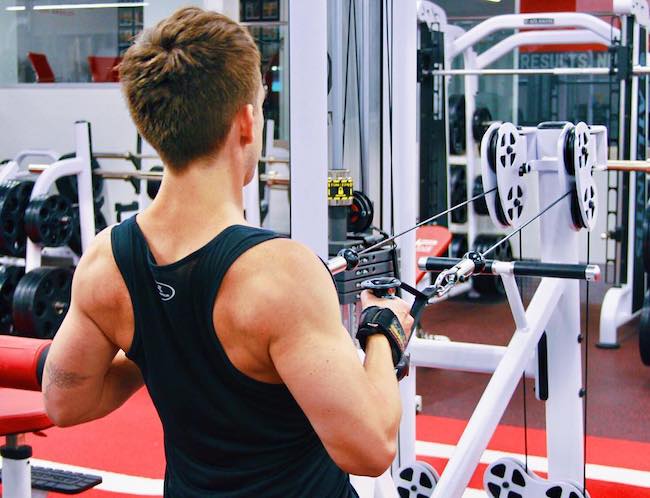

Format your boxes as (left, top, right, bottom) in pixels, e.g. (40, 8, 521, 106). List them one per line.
(147, 154, 247, 227)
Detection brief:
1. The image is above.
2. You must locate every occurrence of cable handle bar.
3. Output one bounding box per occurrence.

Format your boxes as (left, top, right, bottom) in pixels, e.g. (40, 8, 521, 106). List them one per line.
(419, 256, 601, 282)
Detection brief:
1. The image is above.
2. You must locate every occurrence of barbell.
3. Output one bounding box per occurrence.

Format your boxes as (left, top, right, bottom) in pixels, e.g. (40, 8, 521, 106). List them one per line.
(30, 164, 291, 185)
(93, 152, 289, 165)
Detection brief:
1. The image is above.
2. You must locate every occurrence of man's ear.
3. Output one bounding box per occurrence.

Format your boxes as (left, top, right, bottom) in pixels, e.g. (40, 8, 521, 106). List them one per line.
(239, 104, 255, 146)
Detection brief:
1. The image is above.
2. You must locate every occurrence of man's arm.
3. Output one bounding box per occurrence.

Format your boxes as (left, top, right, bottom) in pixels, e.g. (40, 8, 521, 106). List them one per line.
(229, 239, 413, 477)
(42, 231, 144, 427)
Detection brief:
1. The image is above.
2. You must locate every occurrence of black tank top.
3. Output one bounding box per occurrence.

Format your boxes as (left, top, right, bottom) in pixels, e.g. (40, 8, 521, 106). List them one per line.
(111, 218, 357, 498)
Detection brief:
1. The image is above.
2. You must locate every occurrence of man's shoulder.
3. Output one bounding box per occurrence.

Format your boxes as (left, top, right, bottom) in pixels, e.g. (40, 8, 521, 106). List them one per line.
(218, 236, 339, 336)
(229, 236, 326, 286)
(73, 226, 129, 309)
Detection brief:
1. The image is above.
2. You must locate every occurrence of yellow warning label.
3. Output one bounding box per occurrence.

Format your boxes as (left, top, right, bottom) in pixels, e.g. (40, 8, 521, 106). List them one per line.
(328, 177, 353, 201)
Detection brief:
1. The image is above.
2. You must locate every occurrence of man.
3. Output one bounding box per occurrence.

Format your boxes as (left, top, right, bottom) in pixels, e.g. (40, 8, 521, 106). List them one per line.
(43, 7, 414, 497)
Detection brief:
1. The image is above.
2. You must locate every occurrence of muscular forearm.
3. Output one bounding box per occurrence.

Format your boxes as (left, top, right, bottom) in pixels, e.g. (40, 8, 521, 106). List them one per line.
(362, 335, 402, 436)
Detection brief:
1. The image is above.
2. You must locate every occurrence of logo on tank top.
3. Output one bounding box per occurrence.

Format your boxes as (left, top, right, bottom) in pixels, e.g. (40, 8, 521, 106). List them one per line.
(155, 281, 176, 301)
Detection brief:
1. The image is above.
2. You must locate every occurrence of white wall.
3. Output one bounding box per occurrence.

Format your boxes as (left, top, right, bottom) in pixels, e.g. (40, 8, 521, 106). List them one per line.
(0, 85, 141, 222)
(144, 0, 201, 26)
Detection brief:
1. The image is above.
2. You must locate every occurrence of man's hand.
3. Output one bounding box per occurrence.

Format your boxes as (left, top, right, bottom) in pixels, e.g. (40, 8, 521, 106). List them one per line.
(360, 290, 415, 340)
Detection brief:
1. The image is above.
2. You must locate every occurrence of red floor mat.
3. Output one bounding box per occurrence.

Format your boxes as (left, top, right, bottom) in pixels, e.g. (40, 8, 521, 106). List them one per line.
(2, 391, 648, 496)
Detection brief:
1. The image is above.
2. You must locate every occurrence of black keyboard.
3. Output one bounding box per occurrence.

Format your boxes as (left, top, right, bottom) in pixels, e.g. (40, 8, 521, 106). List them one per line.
(0, 465, 103, 494)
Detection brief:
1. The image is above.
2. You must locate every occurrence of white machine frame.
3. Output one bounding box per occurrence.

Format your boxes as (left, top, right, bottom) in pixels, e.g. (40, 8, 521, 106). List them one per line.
(423, 0, 620, 258)
(400, 121, 608, 497)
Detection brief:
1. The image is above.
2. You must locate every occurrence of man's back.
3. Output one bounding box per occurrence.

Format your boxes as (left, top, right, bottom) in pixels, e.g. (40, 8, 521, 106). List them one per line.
(110, 219, 355, 497)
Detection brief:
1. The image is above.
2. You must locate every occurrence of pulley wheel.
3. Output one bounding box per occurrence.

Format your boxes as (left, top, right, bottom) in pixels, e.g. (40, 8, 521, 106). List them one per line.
(147, 165, 164, 200)
(68, 204, 109, 255)
(448, 94, 466, 155)
(56, 153, 104, 204)
(0, 180, 34, 257)
(640, 291, 650, 366)
(24, 194, 73, 247)
(0, 265, 25, 334)
(472, 106, 493, 142)
(484, 457, 589, 498)
(395, 461, 439, 498)
(472, 176, 489, 215)
(494, 123, 527, 228)
(450, 167, 467, 224)
(471, 234, 513, 297)
(13, 267, 73, 339)
(563, 123, 597, 230)
(348, 191, 374, 233)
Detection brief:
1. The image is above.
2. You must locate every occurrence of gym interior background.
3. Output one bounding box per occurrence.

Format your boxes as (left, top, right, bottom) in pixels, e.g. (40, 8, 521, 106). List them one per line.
(1, 0, 650, 497)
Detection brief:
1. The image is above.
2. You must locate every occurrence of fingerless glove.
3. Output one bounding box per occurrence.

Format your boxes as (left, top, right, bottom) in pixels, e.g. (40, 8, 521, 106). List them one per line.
(356, 306, 408, 367)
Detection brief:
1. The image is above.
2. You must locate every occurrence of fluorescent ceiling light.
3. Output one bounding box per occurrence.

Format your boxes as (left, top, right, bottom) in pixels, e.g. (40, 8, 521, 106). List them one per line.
(6, 5, 26, 10)
(32, 2, 148, 10)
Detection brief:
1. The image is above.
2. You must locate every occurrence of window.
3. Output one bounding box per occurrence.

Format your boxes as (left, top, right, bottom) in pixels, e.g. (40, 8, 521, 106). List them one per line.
(241, 0, 278, 22)
(0, 0, 145, 84)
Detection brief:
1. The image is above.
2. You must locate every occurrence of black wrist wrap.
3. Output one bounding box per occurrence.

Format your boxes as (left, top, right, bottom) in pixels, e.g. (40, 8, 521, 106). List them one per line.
(356, 306, 408, 366)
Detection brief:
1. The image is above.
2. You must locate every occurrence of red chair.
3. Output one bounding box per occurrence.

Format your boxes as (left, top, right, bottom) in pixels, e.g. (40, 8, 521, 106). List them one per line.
(27, 52, 55, 83)
(415, 225, 452, 285)
(88, 56, 122, 83)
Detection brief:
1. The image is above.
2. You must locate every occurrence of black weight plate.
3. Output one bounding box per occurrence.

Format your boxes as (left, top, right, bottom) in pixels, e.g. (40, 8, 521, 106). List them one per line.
(448, 94, 466, 155)
(473, 176, 489, 215)
(0, 265, 25, 334)
(643, 202, 650, 273)
(450, 167, 468, 224)
(472, 106, 492, 142)
(0, 180, 34, 257)
(147, 165, 164, 200)
(471, 234, 512, 297)
(68, 205, 109, 255)
(348, 191, 374, 233)
(450, 234, 468, 259)
(640, 291, 650, 366)
(56, 153, 104, 203)
(24, 194, 74, 247)
(13, 267, 73, 339)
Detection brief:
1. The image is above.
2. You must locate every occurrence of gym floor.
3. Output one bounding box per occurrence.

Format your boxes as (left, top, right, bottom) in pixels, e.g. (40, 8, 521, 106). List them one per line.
(4, 295, 649, 498)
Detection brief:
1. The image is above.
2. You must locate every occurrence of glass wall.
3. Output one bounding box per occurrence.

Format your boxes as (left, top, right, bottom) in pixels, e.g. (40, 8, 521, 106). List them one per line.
(434, 0, 517, 123)
(0, 0, 145, 84)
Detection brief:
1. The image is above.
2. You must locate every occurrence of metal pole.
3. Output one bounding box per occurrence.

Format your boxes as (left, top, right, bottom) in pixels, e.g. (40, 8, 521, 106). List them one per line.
(428, 65, 650, 77)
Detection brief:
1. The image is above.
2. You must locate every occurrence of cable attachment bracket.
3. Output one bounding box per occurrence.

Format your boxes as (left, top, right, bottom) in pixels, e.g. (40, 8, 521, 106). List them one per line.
(431, 251, 484, 298)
